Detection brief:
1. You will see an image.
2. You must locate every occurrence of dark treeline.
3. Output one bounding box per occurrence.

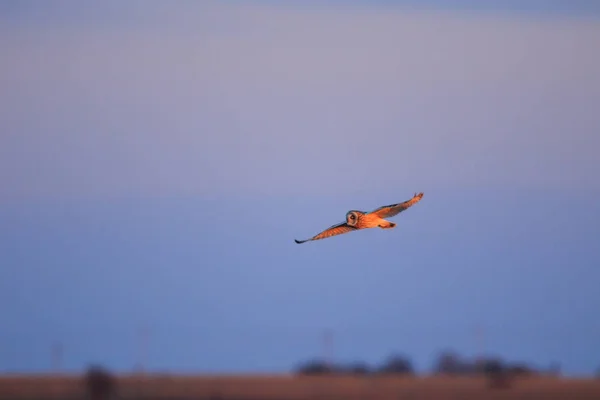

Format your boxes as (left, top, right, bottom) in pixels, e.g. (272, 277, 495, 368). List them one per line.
(79, 354, 593, 399)
(293, 350, 562, 378)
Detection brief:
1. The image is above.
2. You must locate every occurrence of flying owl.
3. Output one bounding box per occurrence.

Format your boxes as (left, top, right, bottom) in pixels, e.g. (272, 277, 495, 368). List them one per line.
(294, 192, 424, 244)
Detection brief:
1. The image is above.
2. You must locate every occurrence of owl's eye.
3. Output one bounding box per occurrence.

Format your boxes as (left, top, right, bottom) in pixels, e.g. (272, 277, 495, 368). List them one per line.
(349, 214, 355, 219)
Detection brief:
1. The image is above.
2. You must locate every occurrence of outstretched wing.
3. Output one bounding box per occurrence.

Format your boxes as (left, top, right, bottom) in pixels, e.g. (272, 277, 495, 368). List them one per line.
(369, 192, 424, 219)
(294, 221, 358, 244)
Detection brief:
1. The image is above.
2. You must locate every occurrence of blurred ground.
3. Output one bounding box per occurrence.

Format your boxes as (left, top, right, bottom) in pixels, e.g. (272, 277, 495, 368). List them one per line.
(1, 374, 599, 400)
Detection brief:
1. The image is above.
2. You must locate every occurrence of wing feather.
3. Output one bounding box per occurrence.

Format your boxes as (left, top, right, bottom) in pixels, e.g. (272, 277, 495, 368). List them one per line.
(369, 192, 424, 219)
(294, 221, 358, 244)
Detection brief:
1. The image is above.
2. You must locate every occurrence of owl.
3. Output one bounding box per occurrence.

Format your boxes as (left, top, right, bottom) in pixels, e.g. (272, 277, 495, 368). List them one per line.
(294, 192, 424, 244)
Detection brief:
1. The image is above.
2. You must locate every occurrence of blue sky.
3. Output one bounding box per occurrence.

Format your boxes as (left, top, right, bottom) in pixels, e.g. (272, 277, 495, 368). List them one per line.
(1, 1, 600, 376)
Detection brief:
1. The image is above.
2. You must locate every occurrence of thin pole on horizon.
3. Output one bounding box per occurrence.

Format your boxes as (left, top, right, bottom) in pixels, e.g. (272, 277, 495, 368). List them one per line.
(475, 323, 485, 362)
(136, 325, 150, 374)
(322, 329, 333, 369)
(51, 341, 63, 373)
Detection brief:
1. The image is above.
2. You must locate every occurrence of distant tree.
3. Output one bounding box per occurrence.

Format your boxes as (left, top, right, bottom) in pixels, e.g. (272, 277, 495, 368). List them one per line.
(433, 351, 465, 375)
(83, 365, 116, 400)
(295, 359, 334, 375)
(294, 359, 375, 376)
(343, 362, 371, 375)
(480, 358, 512, 390)
(481, 358, 504, 375)
(377, 353, 414, 375)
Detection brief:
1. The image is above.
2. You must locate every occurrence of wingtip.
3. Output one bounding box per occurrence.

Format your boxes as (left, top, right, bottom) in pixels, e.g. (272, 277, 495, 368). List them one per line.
(294, 239, 309, 244)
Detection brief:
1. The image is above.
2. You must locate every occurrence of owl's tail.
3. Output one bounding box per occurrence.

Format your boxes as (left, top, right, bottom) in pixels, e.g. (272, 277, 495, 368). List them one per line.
(379, 221, 397, 229)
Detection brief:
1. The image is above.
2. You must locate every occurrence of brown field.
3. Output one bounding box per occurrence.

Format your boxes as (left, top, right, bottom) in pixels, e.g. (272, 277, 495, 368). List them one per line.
(1, 374, 600, 400)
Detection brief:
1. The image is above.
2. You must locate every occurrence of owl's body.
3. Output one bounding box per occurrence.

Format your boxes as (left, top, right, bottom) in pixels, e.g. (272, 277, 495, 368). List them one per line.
(345, 211, 395, 229)
(294, 192, 423, 244)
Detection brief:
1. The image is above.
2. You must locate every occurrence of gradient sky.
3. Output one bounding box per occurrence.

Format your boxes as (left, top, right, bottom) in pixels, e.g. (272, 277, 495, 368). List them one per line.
(1, 1, 600, 376)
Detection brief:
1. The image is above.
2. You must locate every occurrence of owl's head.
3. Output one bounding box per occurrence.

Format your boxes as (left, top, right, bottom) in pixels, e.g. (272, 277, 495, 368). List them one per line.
(345, 210, 362, 226)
